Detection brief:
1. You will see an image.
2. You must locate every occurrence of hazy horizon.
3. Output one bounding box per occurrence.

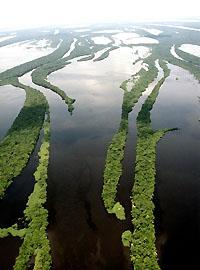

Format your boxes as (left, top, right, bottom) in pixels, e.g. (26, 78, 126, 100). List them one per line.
(0, 0, 200, 31)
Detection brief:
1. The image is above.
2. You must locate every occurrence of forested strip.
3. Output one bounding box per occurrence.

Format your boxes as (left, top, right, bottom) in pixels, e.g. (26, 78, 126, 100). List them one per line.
(122, 61, 176, 269)
(0, 79, 47, 198)
(0, 37, 73, 82)
(0, 109, 52, 270)
(174, 45, 200, 66)
(102, 55, 159, 220)
(32, 61, 75, 113)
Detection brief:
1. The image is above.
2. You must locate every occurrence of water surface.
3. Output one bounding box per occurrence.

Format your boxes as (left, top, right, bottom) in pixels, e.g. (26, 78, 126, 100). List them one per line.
(46, 49, 141, 269)
(0, 85, 25, 140)
(151, 65, 200, 269)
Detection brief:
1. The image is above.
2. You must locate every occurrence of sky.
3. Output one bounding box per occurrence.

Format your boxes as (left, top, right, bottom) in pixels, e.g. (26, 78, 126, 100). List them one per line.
(0, 0, 200, 30)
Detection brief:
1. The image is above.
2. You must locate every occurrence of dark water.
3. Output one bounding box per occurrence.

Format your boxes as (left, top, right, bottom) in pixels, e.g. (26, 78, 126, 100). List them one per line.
(151, 65, 200, 269)
(0, 84, 35, 270)
(0, 237, 22, 270)
(47, 48, 136, 270)
(0, 130, 42, 228)
(1, 54, 200, 270)
(17, 48, 138, 269)
(118, 61, 163, 222)
(0, 131, 42, 270)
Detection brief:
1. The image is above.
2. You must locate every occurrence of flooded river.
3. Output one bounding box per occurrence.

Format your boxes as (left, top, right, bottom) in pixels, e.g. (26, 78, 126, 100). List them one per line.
(0, 42, 200, 270)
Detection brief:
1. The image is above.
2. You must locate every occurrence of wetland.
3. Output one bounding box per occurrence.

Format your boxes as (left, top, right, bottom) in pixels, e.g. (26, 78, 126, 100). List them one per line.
(0, 22, 200, 270)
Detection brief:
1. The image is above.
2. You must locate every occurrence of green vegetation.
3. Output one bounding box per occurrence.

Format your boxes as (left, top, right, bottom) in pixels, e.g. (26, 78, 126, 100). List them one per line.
(0, 36, 77, 112)
(64, 37, 109, 61)
(168, 51, 200, 81)
(32, 61, 75, 113)
(93, 46, 119, 62)
(147, 27, 200, 81)
(0, 108, 51, 270)
(175, 45, 200, 67)
(0, 224, 25, 238)
(0, 79, 47, 198)
(31, 36, 119, 112)
(121, 230, 132, 247)
(0, 37, 73, 82)
(128, 60, 176, 269)
(14, 109, 51, 270)
(102, 56, 159, 220)
(1, 25, 200, 269)
(102, 127, 127, 218)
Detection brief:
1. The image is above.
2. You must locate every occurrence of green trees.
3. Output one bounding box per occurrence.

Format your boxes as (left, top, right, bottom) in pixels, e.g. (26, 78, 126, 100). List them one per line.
(0, 109, 52, 270)
(32, 62, 75, 114)
(102, 56, 158, 220)
(102, 58, 176, 269)
(14, 111, 51, 270)
(0, 79, 47, 198)
(0, 37, 74, 82)
(128, 61, 176, 269)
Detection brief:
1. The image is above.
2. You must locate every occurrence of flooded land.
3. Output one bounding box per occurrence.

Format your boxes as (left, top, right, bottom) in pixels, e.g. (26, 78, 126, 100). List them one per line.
(0, 22, 200, 270)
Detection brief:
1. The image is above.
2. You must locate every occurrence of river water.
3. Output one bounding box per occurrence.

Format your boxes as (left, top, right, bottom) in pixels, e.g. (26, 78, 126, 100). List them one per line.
(0, 47, 200, 270)
(152, 65, 200, 270)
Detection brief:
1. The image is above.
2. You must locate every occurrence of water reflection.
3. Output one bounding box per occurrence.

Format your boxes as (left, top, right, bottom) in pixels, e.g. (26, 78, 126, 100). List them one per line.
(0, 85, 25, 140)
(151, 65, 200, 269)
(46, 48, 141, 269)
(0, 40, 56, 72)
(179, 44, 200, 57)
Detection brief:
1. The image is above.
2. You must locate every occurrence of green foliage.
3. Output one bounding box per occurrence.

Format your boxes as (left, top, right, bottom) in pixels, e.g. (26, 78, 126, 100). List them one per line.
(1, 26, 199, 270)
(102, 129, 127, 214)
(102, 55, 159, 220)
(129, 61, 176, 269)
(31, 37, 119, 113)
(64, 37, 108, 61)
(111, 202, 126, 220)
(121, 230, 132, 247)
(0, 224, 25, 238)
(175, 45, 200, 67)
(0, 37, 73, 82)
(0, 107, 51, 270)
(14, 110, 51, 270)
(0, 79, 47, 198)
(93, 46, 119, 62)
(32, 62, 75, 114)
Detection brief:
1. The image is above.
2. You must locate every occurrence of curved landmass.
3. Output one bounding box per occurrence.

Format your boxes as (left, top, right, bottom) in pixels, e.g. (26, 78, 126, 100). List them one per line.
(175, 45, 200, 66)
(0, 36, 77, 192)
(63, 37, 108, 61)
(0, 37, 73, 82)
(31, 36, 120, 112)
(32, 61, 75, 113)
(93, 46, 119, 61)
(0, 37, 76, 112)
(0, 108, 51, 270)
